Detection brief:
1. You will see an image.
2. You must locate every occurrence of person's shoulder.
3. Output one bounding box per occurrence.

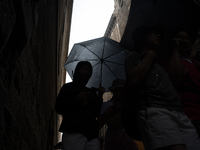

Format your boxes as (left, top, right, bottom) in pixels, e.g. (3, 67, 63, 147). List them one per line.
(126, 51, 140, 60)
(125, 50, 141, 67)
(61, 82, 74, 89)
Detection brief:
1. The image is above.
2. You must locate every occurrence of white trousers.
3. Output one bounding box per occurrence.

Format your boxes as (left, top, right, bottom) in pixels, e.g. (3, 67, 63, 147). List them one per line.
(138, 107, 200, 150)
(62, 132, 100, 150)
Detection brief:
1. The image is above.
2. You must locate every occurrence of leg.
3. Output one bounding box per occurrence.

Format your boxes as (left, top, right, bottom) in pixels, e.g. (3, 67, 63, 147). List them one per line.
(178, 113, 200, 150)
(137, 107, 185, 150)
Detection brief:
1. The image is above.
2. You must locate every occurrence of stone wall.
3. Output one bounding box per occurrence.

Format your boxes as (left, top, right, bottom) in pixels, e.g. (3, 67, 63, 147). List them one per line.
(56, 0, 74, 144)
(0, 0, 73, 149)
(105, 0, 131, 42)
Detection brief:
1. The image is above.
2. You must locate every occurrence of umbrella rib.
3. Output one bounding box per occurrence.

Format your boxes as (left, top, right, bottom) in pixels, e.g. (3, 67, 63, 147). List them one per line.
(99, 37, 106, 85)
(104, 60, 124, 65)
(103, 50, 127, 60)
(101, 37, 106, 59)
(79, 43, 101, 59)
(93, 61, 101, 67)
(103, 62, 118, 79)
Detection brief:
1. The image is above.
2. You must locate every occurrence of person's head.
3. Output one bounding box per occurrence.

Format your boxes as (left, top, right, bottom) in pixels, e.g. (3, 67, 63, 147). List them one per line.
(170, 29, 194, 56)
(73, 61, 93, 85)
(109, 79, 125, 101)
(132, 25, 165, 51)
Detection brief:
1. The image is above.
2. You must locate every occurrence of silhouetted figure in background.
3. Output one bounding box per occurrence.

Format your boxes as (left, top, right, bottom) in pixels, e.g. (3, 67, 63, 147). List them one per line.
(124, 25, 200, 150)
(164, 29, 200, 138)
(98, 79, 138, 150)
(55, 61, 105, 150)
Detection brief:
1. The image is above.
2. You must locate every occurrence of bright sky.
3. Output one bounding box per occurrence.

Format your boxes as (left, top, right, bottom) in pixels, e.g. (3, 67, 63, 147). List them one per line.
(65, 0, 115, 83)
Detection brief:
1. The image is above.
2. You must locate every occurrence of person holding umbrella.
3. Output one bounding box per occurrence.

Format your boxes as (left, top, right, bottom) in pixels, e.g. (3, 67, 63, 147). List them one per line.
(124, 25, 200, 150)
(55, 61, 105, 150)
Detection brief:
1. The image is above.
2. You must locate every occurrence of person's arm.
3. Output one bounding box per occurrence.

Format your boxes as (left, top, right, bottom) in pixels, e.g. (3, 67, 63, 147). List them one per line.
(191, 37, 200, 57)
(80, 87, 104, 119)
(165, 38, 188, 86)
(127, 50, 157, 87)
(97, 105, 116, 129)
(191, 38, 200, 71)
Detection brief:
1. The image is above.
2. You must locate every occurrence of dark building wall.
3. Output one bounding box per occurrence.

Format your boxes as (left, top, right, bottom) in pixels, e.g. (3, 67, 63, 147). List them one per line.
(0, 0, 72, 149)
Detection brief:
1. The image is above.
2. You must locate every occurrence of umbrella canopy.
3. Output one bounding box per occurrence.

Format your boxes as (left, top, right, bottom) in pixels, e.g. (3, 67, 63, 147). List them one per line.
(120, 0, 200, 58)
(64, 36, 130, 91)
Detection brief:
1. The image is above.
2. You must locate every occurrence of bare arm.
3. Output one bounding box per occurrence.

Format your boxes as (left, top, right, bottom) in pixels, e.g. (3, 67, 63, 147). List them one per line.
(127, 50, 157, 87)
(97, 106, 115, 129)
(191, 37, 200, 57)
(165, 38, 188, 85)
(97, 101, 121, 129)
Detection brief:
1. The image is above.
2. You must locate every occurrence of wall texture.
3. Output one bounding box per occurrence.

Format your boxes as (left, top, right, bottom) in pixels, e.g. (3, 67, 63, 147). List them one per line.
(0, 0, 73, 149)
(105, 0, 131, 42)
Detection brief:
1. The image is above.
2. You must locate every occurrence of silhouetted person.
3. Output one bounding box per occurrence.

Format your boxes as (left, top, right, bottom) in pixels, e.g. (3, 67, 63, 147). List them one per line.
(97, 79, 138, 150)
(125, 25, 200, 150)
(164, 29, 200, 138)
(55, 61, 105, 150)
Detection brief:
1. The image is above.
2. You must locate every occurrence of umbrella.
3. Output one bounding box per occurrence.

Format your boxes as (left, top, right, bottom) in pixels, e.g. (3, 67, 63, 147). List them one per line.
(64, 36, 130, 91)
(120, 0, 200, 58)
